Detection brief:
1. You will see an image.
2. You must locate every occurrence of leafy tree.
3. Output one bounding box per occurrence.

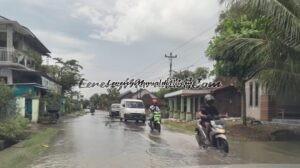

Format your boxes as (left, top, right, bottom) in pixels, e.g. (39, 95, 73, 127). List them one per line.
(90, 93, 100, 109)
(107, 87, 120, 103)
(82, 99, 90, 109)
(173, 70, 193, 80)
(41, 58, 83, 94)
(193, 67, 209, 79)
(173, 67, 209, 80)
(92, 88, 121, 110)
(207, 0, 300, 125)
(0, 85, 16, 120)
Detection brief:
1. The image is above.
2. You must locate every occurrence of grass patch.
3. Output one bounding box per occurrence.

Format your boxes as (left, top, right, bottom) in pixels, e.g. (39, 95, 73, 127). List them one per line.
(163, 119, 300, 141)
(163, 120, 195, 134)
(0, 128, 59, 168)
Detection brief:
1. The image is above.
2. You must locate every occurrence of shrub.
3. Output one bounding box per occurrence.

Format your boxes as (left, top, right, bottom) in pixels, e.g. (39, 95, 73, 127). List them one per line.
(0, 115, 30, 141)
(0, 85, 16, 120)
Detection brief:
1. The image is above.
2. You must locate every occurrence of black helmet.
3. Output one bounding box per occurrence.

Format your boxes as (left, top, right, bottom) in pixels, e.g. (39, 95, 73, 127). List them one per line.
(204, 94, 215, 105)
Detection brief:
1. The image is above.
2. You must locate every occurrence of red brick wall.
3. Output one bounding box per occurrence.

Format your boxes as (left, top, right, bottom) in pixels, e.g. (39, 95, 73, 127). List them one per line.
(260, 95, 277, 121)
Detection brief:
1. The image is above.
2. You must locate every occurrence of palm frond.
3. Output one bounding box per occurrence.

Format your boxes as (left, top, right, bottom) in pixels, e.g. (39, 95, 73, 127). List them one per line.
(221, 37, 269, 65)
(225, 0, 300, 47)
(258, 67, 300, 98)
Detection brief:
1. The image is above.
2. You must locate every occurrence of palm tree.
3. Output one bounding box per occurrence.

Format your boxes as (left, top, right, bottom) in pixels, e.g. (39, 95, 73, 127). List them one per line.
(212, 0, 300, 124)
(222, 0, 300, 96)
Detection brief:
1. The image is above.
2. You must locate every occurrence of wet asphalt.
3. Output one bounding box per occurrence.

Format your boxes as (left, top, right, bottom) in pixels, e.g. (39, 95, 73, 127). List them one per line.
(31, 111, 300, 168)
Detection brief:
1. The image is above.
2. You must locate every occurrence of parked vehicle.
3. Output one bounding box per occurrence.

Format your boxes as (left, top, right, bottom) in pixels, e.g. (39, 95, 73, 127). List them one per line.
(120, 99, 146, 123)
(195, 118, 229, 154)
(148, 110, 161, 132)
(47, 109, 59, 124)
(110, 103, 121, 117)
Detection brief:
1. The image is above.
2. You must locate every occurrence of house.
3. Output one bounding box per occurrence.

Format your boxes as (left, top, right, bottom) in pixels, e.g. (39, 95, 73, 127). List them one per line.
(0, 16, 61, 122)
(119, 89, 161, 108)
(164, 85, 241, 121)
(245, 77, 300, 121)
(119, 90, 134, 100)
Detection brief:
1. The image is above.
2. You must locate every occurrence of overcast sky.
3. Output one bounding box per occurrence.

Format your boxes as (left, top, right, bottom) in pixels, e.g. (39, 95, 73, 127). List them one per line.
(0, 0, 222, 98)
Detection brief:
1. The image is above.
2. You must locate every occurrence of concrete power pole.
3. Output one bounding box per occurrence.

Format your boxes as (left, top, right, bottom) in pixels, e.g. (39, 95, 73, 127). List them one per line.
(165, 52, 177, 78)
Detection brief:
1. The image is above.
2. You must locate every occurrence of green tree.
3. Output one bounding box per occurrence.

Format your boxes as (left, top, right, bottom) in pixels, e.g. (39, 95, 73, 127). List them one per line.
(193, 67, 209, 79)
(0, 85, 16, 120)
(107, 88, 120, 104)
(207, 0, 300, 125)
(82, 99, 90, 109)
(41, 58, 83, 94)
(173, 67, 209, 80)
(90, 93, 100, 109)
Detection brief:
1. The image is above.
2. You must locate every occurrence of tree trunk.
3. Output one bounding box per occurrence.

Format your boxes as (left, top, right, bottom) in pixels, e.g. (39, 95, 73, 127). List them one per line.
(241, 84, 247, 126)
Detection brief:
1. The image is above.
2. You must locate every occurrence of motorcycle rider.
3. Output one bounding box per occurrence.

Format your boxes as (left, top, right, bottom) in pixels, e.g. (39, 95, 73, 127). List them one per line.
(196, 94, 220, 143)
(149, 101, 160, 126)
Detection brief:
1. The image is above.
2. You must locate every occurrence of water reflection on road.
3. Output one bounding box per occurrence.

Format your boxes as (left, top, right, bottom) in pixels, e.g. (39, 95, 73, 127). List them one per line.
(31, 111, 300, 168)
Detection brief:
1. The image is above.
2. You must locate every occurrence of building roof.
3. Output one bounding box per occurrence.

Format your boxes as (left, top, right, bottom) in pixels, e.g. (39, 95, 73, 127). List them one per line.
(164, 86, 237, 98)
(0, 15, 50, 56)
(119, 90, 133, 98)
(164, 89, 212, 98)
(9, 68, 61, 85)
(131, 89, 157, 99)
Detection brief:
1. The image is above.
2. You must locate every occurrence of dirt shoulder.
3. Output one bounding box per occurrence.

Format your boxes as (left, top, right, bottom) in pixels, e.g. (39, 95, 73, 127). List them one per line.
(163, 119, 300, 141)
(0, 127, 59, 168)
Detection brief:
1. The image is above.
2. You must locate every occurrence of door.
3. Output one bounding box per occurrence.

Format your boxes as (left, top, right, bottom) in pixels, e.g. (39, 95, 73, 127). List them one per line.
(25, 98, 32, 121)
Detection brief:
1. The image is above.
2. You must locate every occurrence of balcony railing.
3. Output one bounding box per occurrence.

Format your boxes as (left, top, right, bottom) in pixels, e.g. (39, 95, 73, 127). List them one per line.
(0, 47, 36, 69)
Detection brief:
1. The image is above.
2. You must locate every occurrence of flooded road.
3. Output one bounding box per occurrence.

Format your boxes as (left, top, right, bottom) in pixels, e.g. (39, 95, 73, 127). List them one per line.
(31, 111, 300, 168)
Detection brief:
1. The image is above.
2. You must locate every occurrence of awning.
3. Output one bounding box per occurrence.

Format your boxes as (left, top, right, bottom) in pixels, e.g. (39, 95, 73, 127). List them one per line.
(164, 89, 212, 98)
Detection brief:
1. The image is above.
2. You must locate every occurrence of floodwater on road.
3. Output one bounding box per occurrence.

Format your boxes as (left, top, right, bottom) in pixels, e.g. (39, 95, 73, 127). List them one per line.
(31, 111, 300, 168)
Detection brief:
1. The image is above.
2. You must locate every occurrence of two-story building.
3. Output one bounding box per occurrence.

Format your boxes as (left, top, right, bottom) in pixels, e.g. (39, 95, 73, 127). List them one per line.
(0, 16, 61, 122)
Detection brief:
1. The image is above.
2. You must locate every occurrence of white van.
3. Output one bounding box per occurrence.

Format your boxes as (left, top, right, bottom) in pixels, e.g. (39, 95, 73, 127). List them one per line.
(120, 99, 146, 123)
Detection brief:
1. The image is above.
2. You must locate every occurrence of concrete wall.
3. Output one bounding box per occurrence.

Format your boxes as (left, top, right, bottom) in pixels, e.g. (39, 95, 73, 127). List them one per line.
(31, 98, 39, 122)
(245, 78, 262, 120)
(186, 97, 192, 121)
(16, 97, 25, 117)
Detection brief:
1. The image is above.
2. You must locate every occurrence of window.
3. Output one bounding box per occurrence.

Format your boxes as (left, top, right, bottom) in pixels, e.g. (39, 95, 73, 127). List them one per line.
(125, 101, 144, 108)
(0, 32, 7, 47)
(249, 82, 253, 107)
(255, 82, 259, 107)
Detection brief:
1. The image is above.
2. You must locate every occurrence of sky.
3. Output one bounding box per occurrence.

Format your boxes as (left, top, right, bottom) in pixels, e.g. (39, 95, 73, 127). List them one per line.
(0, 0, 222, 98)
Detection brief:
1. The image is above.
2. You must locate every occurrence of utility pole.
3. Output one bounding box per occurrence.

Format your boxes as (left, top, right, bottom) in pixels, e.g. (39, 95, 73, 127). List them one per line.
(165, 52, 177, 78)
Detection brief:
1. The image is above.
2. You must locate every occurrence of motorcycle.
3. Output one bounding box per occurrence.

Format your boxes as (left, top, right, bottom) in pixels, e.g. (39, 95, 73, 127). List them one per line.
(90, 107, 95, 115)
(195, 118, 229, 153)
(148, 111, 161, 132)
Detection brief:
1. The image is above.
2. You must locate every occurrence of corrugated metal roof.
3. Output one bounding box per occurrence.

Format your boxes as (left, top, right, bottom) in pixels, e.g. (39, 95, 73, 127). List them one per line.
(164, 89, 212, 98)
(0, 15, 51, 55)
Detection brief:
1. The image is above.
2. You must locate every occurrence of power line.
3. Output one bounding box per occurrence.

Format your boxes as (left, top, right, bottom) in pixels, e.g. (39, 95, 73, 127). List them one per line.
(129, 57, 163, 79)
(168, 24, 215, 53)
(130, 24, 215, 79)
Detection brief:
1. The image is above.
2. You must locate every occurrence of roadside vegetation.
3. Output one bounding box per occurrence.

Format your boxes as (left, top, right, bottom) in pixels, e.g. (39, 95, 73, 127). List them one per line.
(163, 119, 300, 141)
(0, 128, 58, 168)
(206, 0, 300, 125)
(0, 115, 30, 142)
(89, 88, 120, 110)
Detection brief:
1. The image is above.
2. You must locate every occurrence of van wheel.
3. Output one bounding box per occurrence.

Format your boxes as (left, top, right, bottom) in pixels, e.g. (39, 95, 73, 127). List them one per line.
(120, 118, 123, 122)
(124, 119, 127, 122)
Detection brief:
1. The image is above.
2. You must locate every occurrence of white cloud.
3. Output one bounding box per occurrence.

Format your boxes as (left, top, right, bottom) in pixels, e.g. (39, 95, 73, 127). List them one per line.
(71, 0, 220, 43)
(34, 30, 87, 49)
(33, 29, 95, 68)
